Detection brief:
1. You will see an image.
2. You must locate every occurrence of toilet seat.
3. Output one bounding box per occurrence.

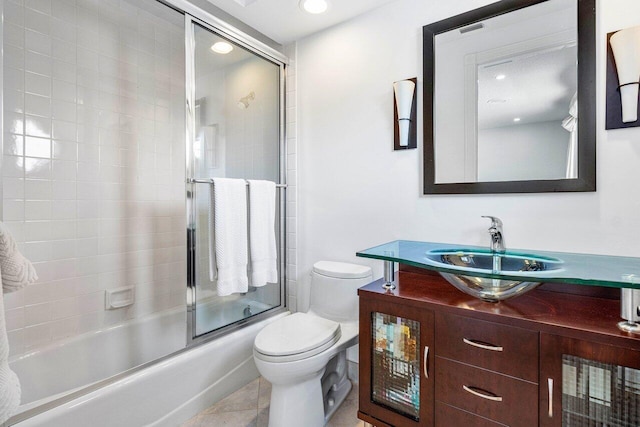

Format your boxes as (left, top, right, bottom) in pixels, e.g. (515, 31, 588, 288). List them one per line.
(254, 313, 341, 363)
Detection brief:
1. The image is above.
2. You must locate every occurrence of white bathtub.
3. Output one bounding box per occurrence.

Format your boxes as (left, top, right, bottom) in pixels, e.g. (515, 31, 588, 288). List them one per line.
(8, 305, 287, 427)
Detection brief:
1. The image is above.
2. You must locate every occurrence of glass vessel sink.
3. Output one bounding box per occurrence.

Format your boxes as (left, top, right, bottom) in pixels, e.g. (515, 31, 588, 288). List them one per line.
(356, 241, 640, 300)
(424, 249, 564, 302)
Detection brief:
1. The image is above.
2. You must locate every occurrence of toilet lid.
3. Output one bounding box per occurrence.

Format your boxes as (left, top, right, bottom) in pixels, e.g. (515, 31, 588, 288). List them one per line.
(254, 313, 341, 359)
(313, 261, 372, 279)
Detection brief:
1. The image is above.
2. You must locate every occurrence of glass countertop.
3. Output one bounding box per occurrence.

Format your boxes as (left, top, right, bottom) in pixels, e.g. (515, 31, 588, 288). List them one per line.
(356, 240, 640, 290)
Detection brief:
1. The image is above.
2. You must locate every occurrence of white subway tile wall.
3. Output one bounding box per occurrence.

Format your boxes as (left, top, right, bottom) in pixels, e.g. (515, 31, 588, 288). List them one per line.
(2, 0, 187, 358)
(284, 43, 297, 313)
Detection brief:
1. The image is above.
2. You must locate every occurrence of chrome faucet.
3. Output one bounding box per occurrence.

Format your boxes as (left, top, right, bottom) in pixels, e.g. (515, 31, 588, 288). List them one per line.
(482, 216, 505, 253)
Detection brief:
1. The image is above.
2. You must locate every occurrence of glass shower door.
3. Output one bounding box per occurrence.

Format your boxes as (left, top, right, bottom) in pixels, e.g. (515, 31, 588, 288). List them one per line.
(187, 21, 284, 339)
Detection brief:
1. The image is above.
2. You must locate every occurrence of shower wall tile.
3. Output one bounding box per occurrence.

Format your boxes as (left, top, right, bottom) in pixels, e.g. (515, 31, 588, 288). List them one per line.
(3, 0, 186, 357)
(4, 289, 25, 312)
(25, 302, 52, 326)
(5, 307, 25, 331)
(284, 42, 298, 313)
(4, 178, 25, 199)
(24, 323, 52, 348)
(3, 135, 24, 157)
(4, 2, 25, 26)
(4, 222, 25, 244)
(3, 156, 25, 178)
(25, 72, 51, 97)
(50, 317, 80, 341)
(26, 0, 52, 15)
(4, 200, 25, 221)
(25, 51, 51, 77)
(25, 221, 51, 241)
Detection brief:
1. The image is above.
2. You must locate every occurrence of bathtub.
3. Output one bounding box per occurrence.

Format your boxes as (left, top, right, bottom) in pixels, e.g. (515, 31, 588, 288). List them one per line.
(8, 303, 287, 426)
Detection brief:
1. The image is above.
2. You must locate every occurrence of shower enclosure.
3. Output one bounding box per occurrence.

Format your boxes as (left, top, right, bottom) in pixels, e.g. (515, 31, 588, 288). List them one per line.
(1, 0, 287, 422)
(187, 18, 285, 340)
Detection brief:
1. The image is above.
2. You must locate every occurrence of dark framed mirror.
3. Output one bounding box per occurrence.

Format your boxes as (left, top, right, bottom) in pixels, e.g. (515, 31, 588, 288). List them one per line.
(423, 0, 595, 194)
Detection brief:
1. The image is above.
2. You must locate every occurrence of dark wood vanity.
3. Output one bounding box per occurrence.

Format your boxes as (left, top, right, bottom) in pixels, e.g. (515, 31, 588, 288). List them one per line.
(358, 267, 640, 427)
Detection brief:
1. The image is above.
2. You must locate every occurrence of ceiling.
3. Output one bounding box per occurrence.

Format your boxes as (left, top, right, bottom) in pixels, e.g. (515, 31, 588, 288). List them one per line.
(478, 45, 577, 130)
(204, 0, 398, 44)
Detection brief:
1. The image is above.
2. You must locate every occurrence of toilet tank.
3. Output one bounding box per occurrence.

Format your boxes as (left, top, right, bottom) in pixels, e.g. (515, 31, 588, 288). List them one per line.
(308, 261, 373, 322)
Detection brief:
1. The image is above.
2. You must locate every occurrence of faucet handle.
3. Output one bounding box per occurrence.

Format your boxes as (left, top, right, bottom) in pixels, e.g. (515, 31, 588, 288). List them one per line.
(481, 215, 503, 228)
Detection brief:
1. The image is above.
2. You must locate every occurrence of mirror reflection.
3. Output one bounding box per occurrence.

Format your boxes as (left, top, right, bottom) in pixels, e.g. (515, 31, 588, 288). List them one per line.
(423, 0, 596, 194)
(431, 0, 582, 186)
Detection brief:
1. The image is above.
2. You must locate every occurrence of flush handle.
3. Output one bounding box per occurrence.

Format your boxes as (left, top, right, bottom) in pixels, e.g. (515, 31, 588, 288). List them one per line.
(463, 338, 504, 352)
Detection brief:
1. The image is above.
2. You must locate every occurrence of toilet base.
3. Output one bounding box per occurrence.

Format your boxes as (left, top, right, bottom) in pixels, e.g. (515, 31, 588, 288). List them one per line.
(254, 316, 360, 427)
(266, 351, 352, 427)
(323, 376, 351, 423)
(322, 351, 351, 422)
(269, 370, 326, 427)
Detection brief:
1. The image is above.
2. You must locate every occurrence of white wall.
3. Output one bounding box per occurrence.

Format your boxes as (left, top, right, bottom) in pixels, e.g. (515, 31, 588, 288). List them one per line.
(478, 121, 569, 181)
(295, 0, 640, 309)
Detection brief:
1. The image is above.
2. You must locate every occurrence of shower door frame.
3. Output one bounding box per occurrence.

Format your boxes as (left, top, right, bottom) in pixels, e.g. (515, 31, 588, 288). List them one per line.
(183, 13, 289, 345)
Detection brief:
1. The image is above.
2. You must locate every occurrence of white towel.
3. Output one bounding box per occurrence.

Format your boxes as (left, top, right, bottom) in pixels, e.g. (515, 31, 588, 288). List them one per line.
(247, 180, 278, 287)
(0, 222, 38, 293)
(211, 178, 249, 296)
(0, 273, 20, 424)
(0, 223, 37, 423)
(208, 184, 216, 283)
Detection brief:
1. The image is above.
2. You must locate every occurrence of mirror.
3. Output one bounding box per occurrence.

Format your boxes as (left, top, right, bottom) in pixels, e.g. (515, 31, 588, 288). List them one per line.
(423, 0, 595, 194)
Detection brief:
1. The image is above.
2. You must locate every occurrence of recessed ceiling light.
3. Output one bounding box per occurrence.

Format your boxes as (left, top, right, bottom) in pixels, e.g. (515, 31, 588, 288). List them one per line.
(513, 117, 521, 122)
(495, 74, 506, 80)
(300, 0, 328, 14)
(211, 41, 233, 54)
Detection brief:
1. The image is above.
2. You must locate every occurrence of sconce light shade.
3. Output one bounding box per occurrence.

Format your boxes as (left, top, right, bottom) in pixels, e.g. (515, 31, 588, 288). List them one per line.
(610, 27, 640, 123)
(393, 78, 417, 150)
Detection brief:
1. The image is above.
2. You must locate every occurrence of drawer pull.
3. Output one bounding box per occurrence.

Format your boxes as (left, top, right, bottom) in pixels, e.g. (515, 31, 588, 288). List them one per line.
(423, 346, 429, 378)
(548, 378, 553, 418)
(462, 385, 503, 402)
(462, 338, 504, 352)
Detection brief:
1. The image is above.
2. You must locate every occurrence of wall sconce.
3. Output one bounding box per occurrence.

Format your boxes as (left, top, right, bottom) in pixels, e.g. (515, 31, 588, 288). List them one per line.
(606, 26, 640, 129)
(393, 78, 417, 150)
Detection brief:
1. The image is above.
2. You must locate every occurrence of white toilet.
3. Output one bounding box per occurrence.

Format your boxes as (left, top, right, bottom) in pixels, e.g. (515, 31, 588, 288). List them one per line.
(253, 261, 373, 427)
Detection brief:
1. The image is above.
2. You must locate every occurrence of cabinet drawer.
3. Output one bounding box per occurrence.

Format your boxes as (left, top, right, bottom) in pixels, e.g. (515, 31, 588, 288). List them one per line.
(436, 312, 538, 382)
(436, 401, 507, 427)
(436, 357, 538, 426)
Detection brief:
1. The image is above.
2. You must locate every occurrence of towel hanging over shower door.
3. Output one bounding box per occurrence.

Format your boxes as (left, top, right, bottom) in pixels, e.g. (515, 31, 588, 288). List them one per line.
(247, 180, 278, 287)
(209, 178, 249, 296)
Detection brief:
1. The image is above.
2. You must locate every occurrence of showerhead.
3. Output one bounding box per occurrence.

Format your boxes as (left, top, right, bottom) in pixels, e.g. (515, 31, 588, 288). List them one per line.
(237, 91, 256, 109)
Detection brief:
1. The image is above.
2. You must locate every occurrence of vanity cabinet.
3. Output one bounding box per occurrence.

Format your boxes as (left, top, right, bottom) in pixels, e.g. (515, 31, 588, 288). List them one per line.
(359, 297, 434, 426)
(434, 313, 538, 426)
(358, 269, 640, 427)
(540, 333, 640, 426)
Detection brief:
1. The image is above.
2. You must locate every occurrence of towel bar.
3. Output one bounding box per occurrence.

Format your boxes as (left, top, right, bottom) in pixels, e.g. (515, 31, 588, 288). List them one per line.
(188, 178, 287, 188)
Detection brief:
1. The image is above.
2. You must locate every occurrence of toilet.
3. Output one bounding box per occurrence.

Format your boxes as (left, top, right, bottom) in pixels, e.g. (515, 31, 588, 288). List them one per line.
(253, 261, 373, 427)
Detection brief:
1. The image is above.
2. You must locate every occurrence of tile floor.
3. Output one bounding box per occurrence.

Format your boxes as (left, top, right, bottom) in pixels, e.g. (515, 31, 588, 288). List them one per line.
(180, 377, 364, 427)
